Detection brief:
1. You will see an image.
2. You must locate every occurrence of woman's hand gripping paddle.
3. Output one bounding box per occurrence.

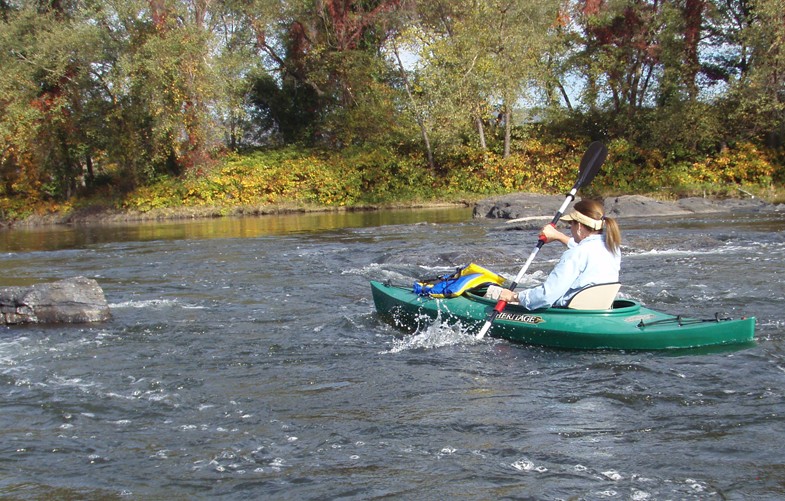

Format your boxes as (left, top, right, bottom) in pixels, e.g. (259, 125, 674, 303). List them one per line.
(475, 141, 608, 339)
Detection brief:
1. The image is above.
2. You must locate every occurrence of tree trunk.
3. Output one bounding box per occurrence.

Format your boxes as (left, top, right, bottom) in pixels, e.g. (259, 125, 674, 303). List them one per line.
(393, 42, 435, 170)
(85, 153, 94, 184)
(683, 0, 705, 101)
(557, 80, 573, 111)
(503, 107, 511, 159)
(476, 115, 487, 150)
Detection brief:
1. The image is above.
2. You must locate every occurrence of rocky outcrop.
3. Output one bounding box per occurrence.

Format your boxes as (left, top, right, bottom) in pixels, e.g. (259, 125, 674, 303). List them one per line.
(473, 193, 570, 221)
(1, 277, 111, 325)
(474, 193, 782, 221)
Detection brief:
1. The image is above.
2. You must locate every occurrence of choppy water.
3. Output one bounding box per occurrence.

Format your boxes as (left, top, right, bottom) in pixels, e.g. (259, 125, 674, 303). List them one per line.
(1, 208, 785, 500)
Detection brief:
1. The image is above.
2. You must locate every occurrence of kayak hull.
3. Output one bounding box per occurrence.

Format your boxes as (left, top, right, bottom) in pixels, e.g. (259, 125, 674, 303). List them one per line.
(370, 281, 756, 350)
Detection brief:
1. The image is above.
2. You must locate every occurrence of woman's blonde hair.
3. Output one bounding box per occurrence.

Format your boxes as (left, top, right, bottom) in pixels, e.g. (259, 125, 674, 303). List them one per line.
(573, 199, 621, 255)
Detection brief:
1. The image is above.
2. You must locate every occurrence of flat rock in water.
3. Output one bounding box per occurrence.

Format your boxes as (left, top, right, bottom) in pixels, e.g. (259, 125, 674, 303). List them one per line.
(473, 193, 569, 221)
(654, 196, 771, 215)
(604, 195, 692, 218)
(475, 193, 782, 221)
(0, 277, 111, 325)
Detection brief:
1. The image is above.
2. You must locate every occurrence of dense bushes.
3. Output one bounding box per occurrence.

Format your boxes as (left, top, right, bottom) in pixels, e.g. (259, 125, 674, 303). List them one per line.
(1, 138, 780, 222)
(120, 139, 779, 214)
(588, 139, 777, 197)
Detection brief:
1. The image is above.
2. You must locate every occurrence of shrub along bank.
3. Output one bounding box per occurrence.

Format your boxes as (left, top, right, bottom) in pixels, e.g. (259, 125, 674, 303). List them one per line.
(1, 138, 782, 224)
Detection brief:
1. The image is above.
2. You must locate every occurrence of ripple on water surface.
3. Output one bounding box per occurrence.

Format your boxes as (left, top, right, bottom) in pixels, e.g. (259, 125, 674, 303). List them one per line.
(1, 211, 784, 499)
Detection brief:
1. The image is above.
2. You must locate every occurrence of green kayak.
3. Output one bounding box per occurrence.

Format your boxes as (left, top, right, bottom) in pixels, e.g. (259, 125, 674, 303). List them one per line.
(370, 281, 756, 350)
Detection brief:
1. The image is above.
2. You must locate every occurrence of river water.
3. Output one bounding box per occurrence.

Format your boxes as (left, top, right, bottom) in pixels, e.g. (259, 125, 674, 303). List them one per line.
(1, 207, 784, 500)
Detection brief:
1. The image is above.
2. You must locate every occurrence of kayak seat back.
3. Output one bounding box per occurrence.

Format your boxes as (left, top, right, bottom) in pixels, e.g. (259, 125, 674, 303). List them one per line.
(566, 282, 621, 310)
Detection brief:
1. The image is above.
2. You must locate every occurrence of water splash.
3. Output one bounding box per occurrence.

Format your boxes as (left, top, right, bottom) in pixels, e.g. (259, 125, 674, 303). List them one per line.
(382, 309, 481, 354)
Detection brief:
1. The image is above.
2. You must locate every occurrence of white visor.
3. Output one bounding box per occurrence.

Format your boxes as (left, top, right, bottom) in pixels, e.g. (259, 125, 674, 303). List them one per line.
(561, 210, 604, 231)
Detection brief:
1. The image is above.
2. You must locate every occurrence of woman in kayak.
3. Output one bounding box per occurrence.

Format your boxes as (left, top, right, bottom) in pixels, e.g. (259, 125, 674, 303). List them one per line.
(490, 199, 622, 310)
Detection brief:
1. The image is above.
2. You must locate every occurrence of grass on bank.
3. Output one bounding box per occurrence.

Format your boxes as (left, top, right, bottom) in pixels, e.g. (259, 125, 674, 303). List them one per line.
(1, 138, 783, 224)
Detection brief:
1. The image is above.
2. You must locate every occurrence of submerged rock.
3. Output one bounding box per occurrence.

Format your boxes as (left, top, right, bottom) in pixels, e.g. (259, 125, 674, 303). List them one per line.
(0, 277, 111, 325)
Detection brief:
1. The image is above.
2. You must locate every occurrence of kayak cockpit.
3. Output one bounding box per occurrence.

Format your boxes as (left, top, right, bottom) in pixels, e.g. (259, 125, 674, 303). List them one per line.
(464, 290, 642, 315)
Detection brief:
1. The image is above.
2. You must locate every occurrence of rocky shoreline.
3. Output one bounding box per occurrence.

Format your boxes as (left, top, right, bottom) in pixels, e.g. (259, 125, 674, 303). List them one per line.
(473, 193, 783, 223)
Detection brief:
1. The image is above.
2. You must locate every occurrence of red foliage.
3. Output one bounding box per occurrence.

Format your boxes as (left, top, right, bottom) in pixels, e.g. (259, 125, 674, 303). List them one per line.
(322, 0, 403, 51)
(289, 20, 310, 60)
(583, 0, 604, 17)
(149, 0, 170, 30)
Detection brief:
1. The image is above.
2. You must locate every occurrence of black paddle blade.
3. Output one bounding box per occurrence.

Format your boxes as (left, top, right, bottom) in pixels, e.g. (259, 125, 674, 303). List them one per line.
(576, 141, 607, 189)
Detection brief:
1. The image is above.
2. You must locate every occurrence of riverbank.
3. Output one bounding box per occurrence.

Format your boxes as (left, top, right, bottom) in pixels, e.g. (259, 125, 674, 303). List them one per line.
(3, 192, 783, 229)
(5, 138, 785, 229)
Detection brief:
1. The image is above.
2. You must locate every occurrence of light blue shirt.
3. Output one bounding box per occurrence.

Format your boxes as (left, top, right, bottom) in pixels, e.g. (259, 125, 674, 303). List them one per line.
(519, 234, 620, 310)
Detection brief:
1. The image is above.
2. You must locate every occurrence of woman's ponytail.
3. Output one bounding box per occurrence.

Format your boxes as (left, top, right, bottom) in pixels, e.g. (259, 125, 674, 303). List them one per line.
(602, 216, 621, 256)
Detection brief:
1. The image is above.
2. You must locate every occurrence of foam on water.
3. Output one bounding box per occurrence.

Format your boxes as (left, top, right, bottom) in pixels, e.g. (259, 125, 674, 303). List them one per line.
(627, 245, 750, 258)
(511, 457, 548, 473)
(110, 298, 202, 309)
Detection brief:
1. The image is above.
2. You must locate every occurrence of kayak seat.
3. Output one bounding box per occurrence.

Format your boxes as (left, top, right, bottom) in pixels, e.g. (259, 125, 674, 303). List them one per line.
(566, 282, 621, 310)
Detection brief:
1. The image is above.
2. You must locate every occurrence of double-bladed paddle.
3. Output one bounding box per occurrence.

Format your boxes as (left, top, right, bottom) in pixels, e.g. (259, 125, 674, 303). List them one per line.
(475, 141, 608, 339)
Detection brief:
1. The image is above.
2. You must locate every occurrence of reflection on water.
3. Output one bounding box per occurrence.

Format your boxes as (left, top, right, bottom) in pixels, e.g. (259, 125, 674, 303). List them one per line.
(0, 207, 472, 252)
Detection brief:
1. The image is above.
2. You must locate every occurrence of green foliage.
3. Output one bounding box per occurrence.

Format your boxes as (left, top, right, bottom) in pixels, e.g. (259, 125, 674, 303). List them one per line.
(248, 73, 321, 145)
(590, 138, 776, 196)
(2, 138, 782, 221)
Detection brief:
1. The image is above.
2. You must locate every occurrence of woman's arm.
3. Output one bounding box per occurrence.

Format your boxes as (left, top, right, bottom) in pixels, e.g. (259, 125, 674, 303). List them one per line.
(519, 248, 582, 309)
(540, 224, 570, 246)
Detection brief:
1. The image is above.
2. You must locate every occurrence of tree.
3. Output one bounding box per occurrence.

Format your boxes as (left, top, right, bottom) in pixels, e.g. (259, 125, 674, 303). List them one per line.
(683, 0, 706, 100)
(390, 34, 434, 169)
(211, 0, 276, 149)
(243, 0, 409, 147)
(399, 0, 558, 161)
(577, 0, 668, 114)
(483, 0, 558, 157)
(109, 0, 221, 177)
(702, 0, 784, 145)
(0, 1, 104, 199)
(1, 0, 244, 199)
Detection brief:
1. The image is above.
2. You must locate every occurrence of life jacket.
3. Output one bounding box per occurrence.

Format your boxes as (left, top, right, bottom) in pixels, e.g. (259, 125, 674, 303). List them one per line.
(413, 263, 506, 298)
